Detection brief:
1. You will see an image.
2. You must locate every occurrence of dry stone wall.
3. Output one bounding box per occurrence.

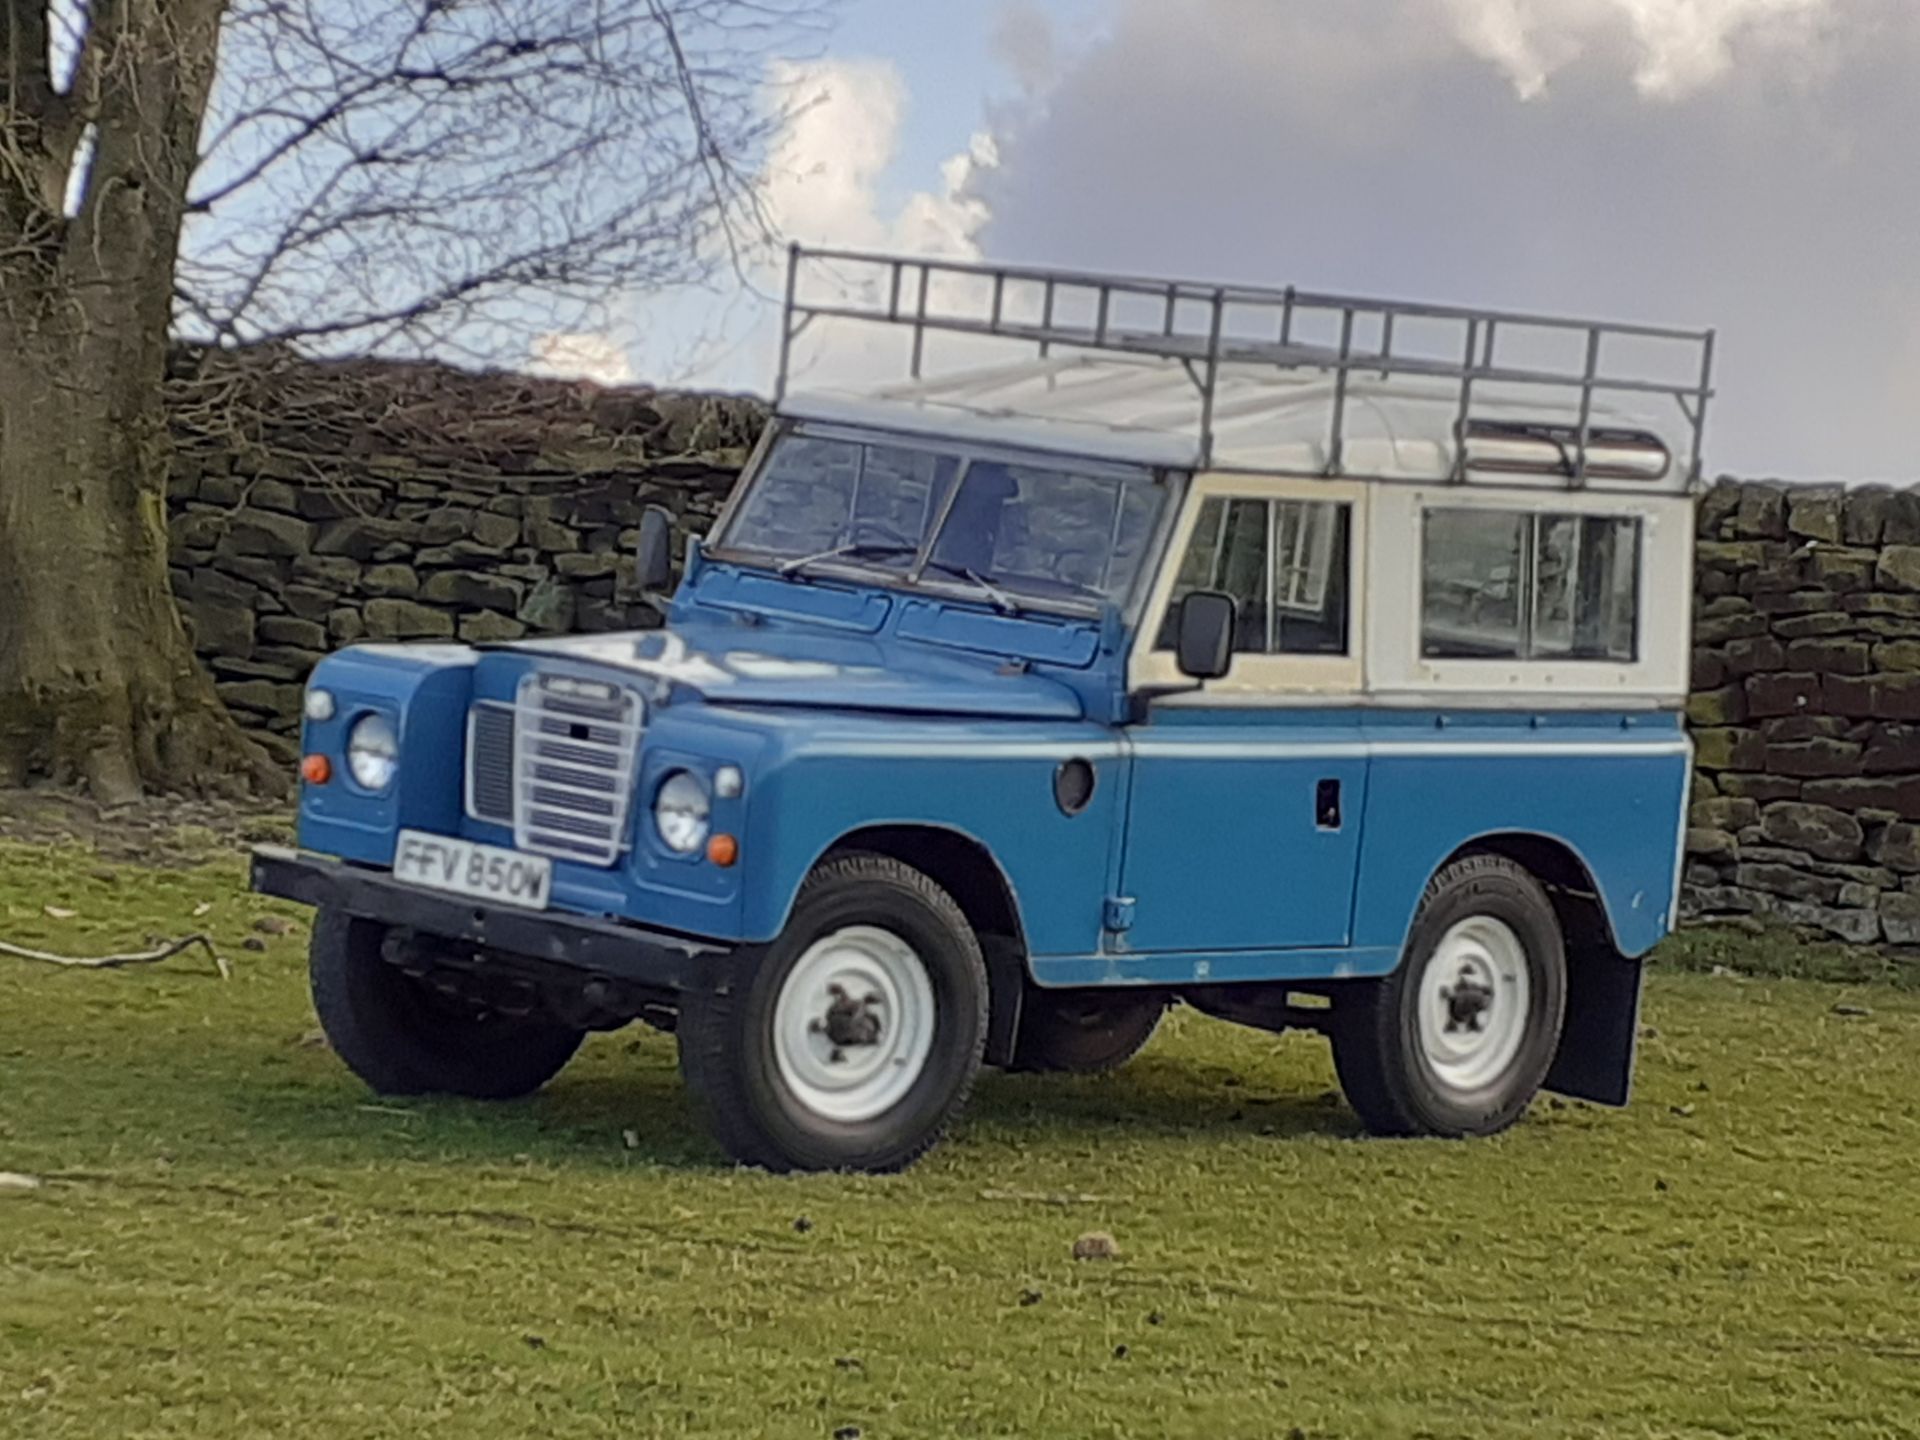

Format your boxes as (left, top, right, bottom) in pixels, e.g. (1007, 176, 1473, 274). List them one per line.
(163, 349, 765, 767)
(158, 352, 1920, 947)
(1684, 479, 1920, 946)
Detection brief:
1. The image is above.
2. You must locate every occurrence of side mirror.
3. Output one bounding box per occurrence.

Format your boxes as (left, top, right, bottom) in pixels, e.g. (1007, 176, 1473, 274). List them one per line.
(1175, 591, 1236, 681)
(635, 505, 674, 593)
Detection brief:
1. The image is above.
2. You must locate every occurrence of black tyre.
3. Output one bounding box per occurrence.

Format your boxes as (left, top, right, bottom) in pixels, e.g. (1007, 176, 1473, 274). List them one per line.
(1329, 854, 1567, 1138)
(1007, 991, 1167, 1074)
(677, 852, 988, 1173)
(309, 909, 585, 1100)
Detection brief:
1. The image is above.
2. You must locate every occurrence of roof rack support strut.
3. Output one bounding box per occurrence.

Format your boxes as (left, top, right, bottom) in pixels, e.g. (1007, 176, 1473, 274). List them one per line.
(1571, 326, 1602, 489)
(1692, 329, 1717, 486)
(911, 265, 931, 379)
(776, 243, 801, 405)
(1327, 308, 1355, 476)
(1199, 288, 1225, 471)
(1451, 318, 1480, 484)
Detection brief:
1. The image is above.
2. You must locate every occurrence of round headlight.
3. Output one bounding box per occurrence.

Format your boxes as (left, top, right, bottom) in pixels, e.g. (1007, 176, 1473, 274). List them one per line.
(347, 714, 399, 792)
(304, 688, 336, 723)
(654, 771, 711, 854)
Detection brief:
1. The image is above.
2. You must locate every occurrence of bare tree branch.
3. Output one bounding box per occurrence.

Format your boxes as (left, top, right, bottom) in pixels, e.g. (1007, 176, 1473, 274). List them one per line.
(170, 0, 830, 364)
(0, 931, 230, 978)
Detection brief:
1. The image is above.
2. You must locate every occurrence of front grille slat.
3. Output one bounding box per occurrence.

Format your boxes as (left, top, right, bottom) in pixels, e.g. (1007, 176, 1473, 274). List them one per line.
(466, 705, 517, 825)
(464, 674, 643, 867)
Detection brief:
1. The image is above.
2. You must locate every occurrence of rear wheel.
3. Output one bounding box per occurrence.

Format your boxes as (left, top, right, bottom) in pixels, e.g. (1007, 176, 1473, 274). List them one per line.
(309, 910, 585, 1100)
(1007, 991, 1167, 1074)
(677, 853, 988, 1173)
(1330, 855, 1566, 1138)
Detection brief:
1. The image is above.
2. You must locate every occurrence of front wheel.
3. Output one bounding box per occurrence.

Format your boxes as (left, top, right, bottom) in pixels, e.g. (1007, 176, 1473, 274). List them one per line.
(1329, 854, 1567, 1138)
(677, 853, 988, 1173)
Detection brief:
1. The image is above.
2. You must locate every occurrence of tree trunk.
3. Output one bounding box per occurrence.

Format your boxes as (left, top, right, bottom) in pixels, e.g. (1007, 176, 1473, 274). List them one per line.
(0, 306, 277, 803)
(0, 0, 276, 803)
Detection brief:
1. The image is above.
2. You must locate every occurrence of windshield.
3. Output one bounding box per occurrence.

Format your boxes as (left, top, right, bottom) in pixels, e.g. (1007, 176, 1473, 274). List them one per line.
(718, 430, 1167, 610)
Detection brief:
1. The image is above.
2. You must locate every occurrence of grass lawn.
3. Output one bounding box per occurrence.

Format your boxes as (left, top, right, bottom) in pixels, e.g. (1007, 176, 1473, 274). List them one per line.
(3, 834, 1918, 1439)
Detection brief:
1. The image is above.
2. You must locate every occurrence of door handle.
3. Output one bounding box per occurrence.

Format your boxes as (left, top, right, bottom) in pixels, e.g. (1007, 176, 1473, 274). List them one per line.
(1315, 779, 1342, 831)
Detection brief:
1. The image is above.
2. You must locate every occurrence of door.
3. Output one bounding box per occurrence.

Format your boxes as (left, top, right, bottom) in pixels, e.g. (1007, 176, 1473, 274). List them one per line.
(1118, 483, 1368, 953)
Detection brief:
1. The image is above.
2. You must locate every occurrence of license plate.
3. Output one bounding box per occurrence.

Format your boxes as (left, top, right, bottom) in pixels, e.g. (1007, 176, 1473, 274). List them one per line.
(392, 830, 553, 911)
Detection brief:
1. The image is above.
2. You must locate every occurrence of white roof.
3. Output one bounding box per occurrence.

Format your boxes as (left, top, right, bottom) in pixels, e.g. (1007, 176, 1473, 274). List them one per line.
(783, 354, 1699, 492)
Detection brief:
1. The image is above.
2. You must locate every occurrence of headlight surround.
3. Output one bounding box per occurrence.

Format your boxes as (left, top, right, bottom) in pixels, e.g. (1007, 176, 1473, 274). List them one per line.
(654, 770, 711, 854)
(346, 714, 400, 792)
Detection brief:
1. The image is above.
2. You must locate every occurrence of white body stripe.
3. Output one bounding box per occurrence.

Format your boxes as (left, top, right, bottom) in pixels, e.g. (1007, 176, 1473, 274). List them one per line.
(802, 738, 1692, 762)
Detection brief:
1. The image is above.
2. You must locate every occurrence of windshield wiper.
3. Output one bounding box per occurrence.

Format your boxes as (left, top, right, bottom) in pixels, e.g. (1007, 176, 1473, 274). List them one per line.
(919, 561, 1027, 615)
(776, 541, 917, 578)
(773, 545, 1034, 616)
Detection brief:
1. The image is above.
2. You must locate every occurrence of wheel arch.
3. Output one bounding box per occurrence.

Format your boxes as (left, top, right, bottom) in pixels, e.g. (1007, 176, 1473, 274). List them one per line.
(811, 823, 1028, 951)
(1449, 830, 1623, 954)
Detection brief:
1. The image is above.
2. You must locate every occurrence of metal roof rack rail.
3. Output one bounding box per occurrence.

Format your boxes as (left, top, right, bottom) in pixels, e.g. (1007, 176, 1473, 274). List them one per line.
(774, 245, 1716, 490)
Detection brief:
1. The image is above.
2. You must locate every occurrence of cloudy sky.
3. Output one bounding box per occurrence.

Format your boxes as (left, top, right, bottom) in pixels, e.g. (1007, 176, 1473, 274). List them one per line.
(578, 0, 1920, 484)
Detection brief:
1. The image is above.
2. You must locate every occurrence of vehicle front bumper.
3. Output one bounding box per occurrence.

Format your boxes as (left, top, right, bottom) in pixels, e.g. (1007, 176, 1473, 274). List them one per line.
(248, 845, 732, 994)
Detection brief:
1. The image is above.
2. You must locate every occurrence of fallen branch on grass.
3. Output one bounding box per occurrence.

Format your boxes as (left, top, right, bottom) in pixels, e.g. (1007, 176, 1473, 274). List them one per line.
(0, 934, 230, 979)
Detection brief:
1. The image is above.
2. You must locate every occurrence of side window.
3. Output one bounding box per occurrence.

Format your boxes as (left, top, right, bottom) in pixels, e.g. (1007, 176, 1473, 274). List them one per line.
(1273, 502, 1351, 656)
(1157, 496, 1352, 657)
(1422, 508, 1640, 661)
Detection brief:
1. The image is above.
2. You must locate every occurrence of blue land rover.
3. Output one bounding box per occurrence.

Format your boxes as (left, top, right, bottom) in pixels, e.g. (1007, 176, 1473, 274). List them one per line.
(252, 248, 1710, 1172)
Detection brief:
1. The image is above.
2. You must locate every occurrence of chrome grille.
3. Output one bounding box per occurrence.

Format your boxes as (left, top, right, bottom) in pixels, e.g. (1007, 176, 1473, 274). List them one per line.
(513, 674, 644, 865)
(464, 673, 643, 866)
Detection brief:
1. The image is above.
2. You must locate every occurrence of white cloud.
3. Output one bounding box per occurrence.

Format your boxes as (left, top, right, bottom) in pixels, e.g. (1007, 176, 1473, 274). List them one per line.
(762, 57, 993, 258)
(1443, 0, 1832, 98)
(526, 57, 999, 394)
(527, 332, 637, 386)
(663, 58, 1001, 393)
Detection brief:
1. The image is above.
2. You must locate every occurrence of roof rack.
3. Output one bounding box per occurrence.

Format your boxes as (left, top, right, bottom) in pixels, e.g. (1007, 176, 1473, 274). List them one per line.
(774, 245, 1716, 489)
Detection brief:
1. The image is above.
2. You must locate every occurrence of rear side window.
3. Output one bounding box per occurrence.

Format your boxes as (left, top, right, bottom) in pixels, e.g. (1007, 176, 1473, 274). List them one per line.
(1422, 509, 1640, 661)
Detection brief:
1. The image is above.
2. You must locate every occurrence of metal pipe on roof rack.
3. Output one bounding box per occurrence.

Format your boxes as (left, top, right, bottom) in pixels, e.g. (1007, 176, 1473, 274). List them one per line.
(1096, 285, 1111, 346)
(1692, 329, 1717, 484)
(1275, 289, 1710, 344)
(1379, 313, 1395, 379)
(1571, 327, 1603, 489)
(1451, 318, 1479, 484)
(911, 265, 931, 379)
(776, 243, 801, 405)
(888, 261, 903, 321)
(1164, 285, 1178, 337)
(1281, 288, 1296, 347)
(1040, 280, 1056, 359)
(1328, 308, 1355, 477)
(1199, 289, 1226, 471)
(1482, 320, 1498, 369)
(991, 273, 1005, 329)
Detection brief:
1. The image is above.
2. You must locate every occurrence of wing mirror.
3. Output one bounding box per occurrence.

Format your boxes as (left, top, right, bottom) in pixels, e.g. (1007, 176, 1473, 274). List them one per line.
(635, 505, 675, 594)
(1175, 591, 1236, 681)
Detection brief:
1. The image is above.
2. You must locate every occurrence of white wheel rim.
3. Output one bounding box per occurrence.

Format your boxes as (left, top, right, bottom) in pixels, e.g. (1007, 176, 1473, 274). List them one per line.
(1416, 916, 1533, 1095)
(771, 926, 936, 1124)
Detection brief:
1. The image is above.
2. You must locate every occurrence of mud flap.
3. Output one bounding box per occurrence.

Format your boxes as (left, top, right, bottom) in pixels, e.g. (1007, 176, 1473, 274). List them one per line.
(1545, 944, 1645, 1108)
(979, 936, 1027, 1069)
